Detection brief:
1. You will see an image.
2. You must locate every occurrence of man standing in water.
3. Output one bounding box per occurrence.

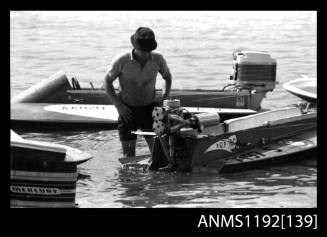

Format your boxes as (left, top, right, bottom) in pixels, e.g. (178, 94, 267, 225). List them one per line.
(104, 27, 172, 158)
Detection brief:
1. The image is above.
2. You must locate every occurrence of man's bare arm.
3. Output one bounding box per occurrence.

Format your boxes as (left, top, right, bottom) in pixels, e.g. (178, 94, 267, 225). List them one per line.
(162, 70, 172, 100)
(103, 74, 123, 107)
(103, 74, 132, 122)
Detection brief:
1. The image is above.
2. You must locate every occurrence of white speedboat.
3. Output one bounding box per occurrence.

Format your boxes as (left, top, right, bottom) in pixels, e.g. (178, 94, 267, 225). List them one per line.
(283, 77, 317, 103)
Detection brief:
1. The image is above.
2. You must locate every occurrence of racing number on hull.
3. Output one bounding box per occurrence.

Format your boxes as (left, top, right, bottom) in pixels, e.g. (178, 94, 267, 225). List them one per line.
(205, 135, 237, 153)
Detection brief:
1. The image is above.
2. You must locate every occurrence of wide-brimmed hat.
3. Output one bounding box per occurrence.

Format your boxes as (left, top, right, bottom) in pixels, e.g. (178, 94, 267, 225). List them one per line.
(130, 27, 157, 52)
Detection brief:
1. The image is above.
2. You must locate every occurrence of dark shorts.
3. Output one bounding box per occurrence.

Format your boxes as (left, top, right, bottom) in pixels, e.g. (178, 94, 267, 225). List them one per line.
(117, 102, 157, 141)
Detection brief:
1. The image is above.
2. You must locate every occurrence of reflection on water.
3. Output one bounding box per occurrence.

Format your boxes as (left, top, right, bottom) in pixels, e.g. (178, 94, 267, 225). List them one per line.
(17, 126, 317, 208)
(72, 162, 317, 208)
(11, 11, 317, 208)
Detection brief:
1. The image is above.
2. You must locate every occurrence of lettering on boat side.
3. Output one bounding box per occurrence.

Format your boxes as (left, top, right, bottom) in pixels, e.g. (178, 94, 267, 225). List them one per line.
(43, 104, 119, 120)
(10, 186, 75, 195)
(204, 135, 237, 153)
(62, 105, 107, 110)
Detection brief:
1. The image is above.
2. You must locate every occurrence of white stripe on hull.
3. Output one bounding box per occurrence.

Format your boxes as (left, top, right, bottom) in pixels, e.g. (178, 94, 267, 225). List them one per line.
(11, 200, 76, 208)
(11, 170, 77, 182)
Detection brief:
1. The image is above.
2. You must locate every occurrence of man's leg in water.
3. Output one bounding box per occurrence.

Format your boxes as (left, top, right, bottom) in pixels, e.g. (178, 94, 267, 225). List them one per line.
(118, 111, 137, 158)
(121, 139, 137, 157)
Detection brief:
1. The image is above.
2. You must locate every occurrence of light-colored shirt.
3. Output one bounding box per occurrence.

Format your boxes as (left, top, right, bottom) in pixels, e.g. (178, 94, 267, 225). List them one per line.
(107, 50, 170, 107)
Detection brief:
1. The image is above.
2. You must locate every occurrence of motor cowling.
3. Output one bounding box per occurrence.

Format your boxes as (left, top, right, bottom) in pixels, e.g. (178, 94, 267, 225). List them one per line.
(150, 99, 221, 172)
(191, 112, 220, 132)
(152, 99, 220, 135)
(230, 50, 278, 92)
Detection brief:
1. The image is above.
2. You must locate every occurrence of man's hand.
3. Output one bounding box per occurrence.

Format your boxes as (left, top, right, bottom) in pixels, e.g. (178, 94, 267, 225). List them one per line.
(154, 94, 169, 106)
(116, 103, 132, 123)
(104, 74, 133, 123)
(154, 97, 164, 106)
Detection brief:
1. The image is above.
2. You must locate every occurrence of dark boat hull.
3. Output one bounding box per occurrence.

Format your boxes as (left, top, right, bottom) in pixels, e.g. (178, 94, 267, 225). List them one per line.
(11, 103, 118, 130)
(11, 72, 268, 130)
(10, 130, 92, 207)
(218, 129, 316, 173)
(183, 115, 316, 169)
(122, 127, 316, 174)
(11, 72, 264, 109)
(11, 145, 78, 208)
(122, 107, 316, 173)
(11, 103, 258, 131)
(220, 146, 316, 173)
(11, 91, 263, 130)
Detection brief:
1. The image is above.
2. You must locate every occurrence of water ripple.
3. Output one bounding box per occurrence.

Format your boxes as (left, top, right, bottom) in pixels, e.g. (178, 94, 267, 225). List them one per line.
(11, 11, 316, 208)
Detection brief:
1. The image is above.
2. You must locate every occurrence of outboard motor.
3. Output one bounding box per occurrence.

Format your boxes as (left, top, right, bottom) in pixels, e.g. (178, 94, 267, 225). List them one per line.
(230, 50, 278, 92)
(150, 99, 220, 172)
(152, 99, 220, 135)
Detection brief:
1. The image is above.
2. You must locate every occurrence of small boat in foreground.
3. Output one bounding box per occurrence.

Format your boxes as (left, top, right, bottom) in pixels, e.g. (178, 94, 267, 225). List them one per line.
(11, 51, 278, 130)
(120, 98, 316, 173)
(283, 77, 317, 103)
(218, 129, 316, 173)
(10, 130, 92, 208)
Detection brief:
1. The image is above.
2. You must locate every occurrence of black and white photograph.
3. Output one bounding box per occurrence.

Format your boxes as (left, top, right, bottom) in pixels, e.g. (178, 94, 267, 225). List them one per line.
(10, 10, 317, 219)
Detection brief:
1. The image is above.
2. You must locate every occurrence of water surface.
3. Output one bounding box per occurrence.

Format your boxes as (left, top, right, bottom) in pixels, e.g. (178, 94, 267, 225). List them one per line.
(10, 11, 317, 208)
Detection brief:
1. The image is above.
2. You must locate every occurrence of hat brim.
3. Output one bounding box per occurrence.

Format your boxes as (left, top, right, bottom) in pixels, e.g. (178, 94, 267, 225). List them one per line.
(131, 35, 157, 52)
